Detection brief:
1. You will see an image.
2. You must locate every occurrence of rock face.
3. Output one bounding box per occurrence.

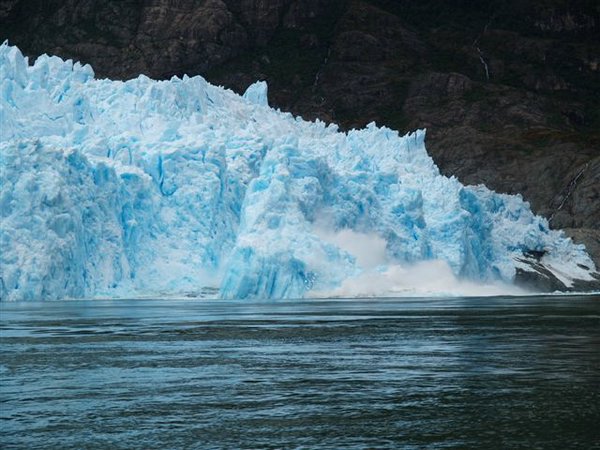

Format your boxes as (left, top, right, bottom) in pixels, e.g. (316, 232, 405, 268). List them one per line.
(2, 0, 599, 264)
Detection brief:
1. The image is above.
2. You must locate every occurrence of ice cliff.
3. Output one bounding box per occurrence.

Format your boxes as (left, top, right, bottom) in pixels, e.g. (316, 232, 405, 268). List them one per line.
(0, 43, 597, 301)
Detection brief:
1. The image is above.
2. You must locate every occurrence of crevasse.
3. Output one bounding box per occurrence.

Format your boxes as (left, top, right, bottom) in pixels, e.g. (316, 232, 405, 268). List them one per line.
(0, 43, 596, 301)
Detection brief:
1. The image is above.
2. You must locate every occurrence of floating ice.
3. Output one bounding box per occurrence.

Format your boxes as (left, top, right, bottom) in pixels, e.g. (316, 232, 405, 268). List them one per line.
(0, 43, 597, 301)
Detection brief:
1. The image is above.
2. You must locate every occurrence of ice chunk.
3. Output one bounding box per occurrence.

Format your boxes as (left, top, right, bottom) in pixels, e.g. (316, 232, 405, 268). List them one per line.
(0, 42, 597, 301)
(243, 81, 268, 107)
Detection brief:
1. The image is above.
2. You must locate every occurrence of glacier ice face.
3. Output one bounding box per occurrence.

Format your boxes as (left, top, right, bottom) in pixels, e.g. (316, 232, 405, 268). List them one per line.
(0, 43, 597, 301)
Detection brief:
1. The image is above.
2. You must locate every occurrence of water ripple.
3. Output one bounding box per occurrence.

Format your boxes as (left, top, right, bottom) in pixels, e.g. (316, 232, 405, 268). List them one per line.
(1, 295, 599, 449)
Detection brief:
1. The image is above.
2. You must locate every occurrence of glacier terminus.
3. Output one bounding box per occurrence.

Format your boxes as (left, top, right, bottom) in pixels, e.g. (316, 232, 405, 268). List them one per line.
(0, 43, 598, 301)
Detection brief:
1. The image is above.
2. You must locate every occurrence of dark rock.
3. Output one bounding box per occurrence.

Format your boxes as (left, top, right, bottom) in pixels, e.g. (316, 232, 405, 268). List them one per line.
(563, 228, 600, 269)
(515, 257, 600, 293)
(515, 259, 569, 292)
(333, 31, 384, 62)
(300, 33, 320, 48)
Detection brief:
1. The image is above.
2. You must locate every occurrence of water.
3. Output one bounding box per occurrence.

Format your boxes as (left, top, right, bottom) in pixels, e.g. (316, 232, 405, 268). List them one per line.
(1, 295, 599, 449)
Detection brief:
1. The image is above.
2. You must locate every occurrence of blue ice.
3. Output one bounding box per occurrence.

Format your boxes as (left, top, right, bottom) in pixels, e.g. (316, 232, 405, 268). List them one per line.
(0, 43, 596, 300)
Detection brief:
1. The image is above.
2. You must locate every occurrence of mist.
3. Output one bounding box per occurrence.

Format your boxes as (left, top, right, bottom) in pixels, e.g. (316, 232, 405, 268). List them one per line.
(314, 225, 528, 298)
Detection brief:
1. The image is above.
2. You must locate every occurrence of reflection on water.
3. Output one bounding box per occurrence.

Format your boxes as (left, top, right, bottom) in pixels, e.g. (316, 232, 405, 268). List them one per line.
(1, 296, 599, 449)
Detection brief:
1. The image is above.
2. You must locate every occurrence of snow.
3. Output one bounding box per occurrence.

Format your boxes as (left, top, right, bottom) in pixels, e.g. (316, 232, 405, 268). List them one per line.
(0, 42, 597, 301)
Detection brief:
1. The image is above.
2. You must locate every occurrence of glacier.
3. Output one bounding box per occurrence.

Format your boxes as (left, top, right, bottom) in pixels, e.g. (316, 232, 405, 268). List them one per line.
(0, 42, 598, 301)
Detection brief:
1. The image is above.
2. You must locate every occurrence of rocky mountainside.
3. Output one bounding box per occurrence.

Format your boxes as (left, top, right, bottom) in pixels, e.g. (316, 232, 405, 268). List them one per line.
(2, 0, 599, 265)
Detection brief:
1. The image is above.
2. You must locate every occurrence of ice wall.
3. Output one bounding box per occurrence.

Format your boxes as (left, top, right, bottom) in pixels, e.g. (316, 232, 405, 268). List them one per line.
(0, 43, 596, 300)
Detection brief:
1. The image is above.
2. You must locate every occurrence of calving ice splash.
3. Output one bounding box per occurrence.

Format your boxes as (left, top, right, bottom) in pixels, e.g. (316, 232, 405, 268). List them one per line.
(0, 43, 597, 301)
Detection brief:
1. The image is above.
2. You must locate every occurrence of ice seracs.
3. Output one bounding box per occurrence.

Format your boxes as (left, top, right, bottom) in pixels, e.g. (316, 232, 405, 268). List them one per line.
(0, 42, 597, 301)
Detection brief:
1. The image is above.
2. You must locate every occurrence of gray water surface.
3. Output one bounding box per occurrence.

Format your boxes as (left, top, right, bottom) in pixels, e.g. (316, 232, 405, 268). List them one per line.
(1, 295, 599, 449)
